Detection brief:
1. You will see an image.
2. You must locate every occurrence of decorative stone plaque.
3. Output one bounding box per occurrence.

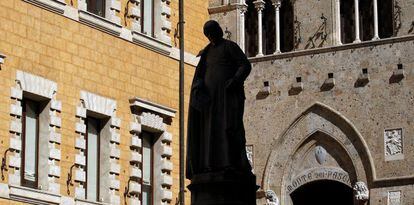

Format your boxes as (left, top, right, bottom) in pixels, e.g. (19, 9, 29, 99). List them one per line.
(388, 191, 401, 205)
(384, 129, 404, 161)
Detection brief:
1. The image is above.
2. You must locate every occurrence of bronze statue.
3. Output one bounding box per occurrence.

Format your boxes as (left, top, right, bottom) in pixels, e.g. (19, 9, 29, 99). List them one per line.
(186, 20, 256, 205)
(186, 20, 252, 179)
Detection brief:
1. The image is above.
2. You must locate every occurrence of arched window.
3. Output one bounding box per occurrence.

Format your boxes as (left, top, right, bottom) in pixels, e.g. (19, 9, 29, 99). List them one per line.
(378, 0, 394, 38)
(264, 0, 276, 55)
(245, 0, 258, 57)
(280, 0, 294, 52)
(340, 0, 355, 44)
(359, 0, 374, 41)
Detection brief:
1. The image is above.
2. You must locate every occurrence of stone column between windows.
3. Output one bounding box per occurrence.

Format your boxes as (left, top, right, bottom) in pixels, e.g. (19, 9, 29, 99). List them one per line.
(335, 0, 342, 45)
(353, 0, 361, 43)
(254, 0, 265, 57)
(273, 1, 281, 54)
(237, 2, 248, 52)
(372, 0, 380, 40)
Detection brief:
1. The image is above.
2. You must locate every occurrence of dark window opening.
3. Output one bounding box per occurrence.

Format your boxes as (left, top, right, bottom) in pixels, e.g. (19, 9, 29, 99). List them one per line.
(245, 0, 258, 57)
(86, 0, 106, 17)
(360, 0, 374, 41)
(86, 116, 102, 201)
(340, 0, 355, 44)
(21, 99, 41, 189)
(378, 0, 394, 38)
(264, 0, 276, 55)
(280, 0, 294, 52)
(141, 131, 156, 205)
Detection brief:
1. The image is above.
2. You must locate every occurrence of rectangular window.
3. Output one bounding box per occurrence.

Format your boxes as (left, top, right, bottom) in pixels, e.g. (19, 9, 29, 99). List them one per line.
(86, 117, 101, 201)
(21, 99, 40, 188)
(141, 132, 154, 205)
(87, 0, 106, 17)
(142, 0, 154, 37)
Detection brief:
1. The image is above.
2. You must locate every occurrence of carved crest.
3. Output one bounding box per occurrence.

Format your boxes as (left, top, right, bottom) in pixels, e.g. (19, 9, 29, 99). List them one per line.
(315, 145, 327, 165)
(353, 181, 369, 201)
(265, 190, 279, 205)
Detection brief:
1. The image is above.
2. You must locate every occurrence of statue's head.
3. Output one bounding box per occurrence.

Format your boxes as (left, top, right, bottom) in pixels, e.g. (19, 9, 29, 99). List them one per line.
(203, 20, 224, 44)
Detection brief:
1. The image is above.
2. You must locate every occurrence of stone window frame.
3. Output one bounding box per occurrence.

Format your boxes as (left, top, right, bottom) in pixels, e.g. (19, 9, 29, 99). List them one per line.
(7, 70, 62, 203)
(128, 97, 175, 204)
(74, 91, 121, 205)
(78, 0, 123, 36)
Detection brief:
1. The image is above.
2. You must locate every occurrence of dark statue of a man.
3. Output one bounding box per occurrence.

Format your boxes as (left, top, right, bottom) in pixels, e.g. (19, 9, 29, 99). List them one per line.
(186, 20, 256, 205)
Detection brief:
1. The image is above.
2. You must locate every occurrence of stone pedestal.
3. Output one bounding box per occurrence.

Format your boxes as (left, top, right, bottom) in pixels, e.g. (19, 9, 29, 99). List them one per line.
(188, 170, 258, 205)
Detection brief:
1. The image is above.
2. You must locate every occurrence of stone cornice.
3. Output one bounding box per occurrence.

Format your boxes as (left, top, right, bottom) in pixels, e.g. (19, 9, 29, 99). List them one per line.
(249, 34, 414, 63)
(129, 97, 176, 118)
(208, 3, 239, 14)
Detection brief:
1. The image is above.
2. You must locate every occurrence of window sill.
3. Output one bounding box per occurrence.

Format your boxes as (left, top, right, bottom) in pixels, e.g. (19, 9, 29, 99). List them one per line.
(249, 34, 414, 62)
(132, 32, 172, 56)
(8, 185, 61, 205)
(23, 0, 66, 14)
(75, 198, 110, 205)
(78, 10, 122, 37)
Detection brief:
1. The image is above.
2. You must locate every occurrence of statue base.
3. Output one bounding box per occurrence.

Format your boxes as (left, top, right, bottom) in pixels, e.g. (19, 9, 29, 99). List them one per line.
(188, 170, 258, 205)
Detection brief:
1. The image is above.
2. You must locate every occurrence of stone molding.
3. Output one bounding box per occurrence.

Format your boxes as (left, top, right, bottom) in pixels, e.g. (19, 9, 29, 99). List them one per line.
(249, 34, 414, 62)
(74, 91, 120, 204)
(8, 185, 61, 204)
(128, 98, 175, 204)
(16, 70, 58, 99)
(23, 0, 66, 14)
(9, 71, 62, 194)
(78, 10, 122, 36)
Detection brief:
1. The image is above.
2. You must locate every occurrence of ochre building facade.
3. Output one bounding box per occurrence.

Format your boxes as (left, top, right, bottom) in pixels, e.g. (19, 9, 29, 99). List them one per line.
(0, 0, 208, 204)
(209, 0, 414, 205)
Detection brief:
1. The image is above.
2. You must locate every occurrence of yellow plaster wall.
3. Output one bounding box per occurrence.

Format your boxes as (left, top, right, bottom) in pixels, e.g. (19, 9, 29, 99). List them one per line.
(0, 0, 208, 204)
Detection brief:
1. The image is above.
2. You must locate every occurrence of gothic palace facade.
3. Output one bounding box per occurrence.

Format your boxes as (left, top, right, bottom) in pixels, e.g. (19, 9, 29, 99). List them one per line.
(208, 0, 414, 204)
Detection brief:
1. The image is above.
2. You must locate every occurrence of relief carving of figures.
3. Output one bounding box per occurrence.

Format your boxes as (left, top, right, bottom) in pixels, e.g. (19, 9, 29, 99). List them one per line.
(265, 190, 279, 205)
(384, 129, 403, 156)
(353, 181, 369, 201)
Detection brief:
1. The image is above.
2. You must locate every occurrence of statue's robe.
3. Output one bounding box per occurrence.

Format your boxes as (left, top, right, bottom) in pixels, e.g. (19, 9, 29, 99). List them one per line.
(186, 38, 252, 179)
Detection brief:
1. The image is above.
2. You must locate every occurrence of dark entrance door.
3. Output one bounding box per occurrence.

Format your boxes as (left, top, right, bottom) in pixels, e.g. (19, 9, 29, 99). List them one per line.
(290, 180, 353, 205)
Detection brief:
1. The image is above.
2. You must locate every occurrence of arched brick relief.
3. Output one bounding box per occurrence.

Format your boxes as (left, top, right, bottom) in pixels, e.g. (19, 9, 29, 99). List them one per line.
(261, 102, 375, 205)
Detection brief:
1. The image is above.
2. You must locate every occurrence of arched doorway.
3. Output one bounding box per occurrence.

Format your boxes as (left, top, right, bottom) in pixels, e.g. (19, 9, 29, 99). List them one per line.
(290, 180, 353, 205)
